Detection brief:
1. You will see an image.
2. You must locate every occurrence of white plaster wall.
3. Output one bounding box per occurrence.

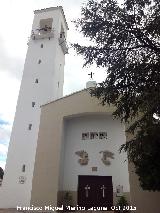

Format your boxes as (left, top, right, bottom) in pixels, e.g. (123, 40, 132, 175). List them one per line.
(0, 8, 67, 208)
(61, 115, 130, 193)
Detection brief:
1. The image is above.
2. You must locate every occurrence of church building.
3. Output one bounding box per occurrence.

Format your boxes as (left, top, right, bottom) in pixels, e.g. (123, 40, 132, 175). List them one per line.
(30, 86, 130, 209)
(0, 6, 160, 213)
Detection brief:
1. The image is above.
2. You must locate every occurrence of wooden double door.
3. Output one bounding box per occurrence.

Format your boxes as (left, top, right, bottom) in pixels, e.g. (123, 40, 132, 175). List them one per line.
(78, 175, 113, 209)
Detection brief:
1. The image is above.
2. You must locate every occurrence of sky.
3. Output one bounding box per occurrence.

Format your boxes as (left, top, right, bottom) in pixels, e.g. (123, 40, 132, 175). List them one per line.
(0, 0, 107, 169)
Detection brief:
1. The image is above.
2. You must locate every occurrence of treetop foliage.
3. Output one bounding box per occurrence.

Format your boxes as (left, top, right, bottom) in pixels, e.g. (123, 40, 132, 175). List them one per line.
(73, 0, 160, 190)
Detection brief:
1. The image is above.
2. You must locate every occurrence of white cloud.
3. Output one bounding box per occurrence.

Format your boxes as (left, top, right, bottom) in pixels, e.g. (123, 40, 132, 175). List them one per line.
(0, 144, 8, 156)
(0, 161, 6, 170)
(0, 127, 10, 144)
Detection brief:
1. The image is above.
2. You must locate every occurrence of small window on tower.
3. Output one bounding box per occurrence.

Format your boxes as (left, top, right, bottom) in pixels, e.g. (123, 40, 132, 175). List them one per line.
(28, 124, 32, 130)
(22, 165, 25, 172)
(58, 82, 59, 88)
(32, 102, 35, 107)
(35, 79, 38, 83)
(38, 59, 41, 64)
(60, 25, 65, 39)
(41, 44, 43, 48)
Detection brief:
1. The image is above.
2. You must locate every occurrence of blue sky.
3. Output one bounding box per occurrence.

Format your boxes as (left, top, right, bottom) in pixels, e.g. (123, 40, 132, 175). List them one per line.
(0, 0, 107, 169)
(0, 119, 9, 126)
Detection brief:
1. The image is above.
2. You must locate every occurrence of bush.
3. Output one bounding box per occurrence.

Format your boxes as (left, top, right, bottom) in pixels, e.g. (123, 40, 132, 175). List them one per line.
(116, 196, 130, 212)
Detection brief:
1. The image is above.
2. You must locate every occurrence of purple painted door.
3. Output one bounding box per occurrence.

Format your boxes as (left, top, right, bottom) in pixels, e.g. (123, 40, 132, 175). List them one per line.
(78, 175, 113, 209)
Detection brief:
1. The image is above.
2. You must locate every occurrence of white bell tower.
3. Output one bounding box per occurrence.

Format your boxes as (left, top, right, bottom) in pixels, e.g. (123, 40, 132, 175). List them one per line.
(0, 6, 69, 208)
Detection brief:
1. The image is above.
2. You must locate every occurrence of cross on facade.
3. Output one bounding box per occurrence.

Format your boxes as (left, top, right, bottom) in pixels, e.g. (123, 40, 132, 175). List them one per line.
(88, 72, 94, 80)
(100, 185, 106, 198)
(84, 185, 90, 198)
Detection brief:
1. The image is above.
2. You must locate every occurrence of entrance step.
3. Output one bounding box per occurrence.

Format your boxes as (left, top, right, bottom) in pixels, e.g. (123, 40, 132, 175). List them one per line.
(0, 209, 114, 213)
(72, 211, 114, 213)
(68, 211, 114, 213)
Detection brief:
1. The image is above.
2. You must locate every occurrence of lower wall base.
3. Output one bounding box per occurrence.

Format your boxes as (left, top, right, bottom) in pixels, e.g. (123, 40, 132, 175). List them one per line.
(57, 191, 130, 207)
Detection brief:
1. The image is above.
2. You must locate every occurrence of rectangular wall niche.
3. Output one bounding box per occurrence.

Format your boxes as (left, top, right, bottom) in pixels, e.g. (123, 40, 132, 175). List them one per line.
(82, 132, 89, 140)
(92, 167, 98, 172)
(99, 132, 107, 139)
(82, 132, 107, 140)
(90, 132, 99, 139)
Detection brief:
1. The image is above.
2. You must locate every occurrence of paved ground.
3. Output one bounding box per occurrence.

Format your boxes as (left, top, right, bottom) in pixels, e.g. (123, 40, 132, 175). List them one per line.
(0, 210, 28, 213)
(0, 210, 24, 213)
(0, 210, 113, 213)
(0, 211, 93, 212)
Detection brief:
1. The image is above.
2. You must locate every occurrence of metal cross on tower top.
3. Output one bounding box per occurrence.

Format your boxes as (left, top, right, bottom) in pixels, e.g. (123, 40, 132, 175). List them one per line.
(88, 72, 94, 80)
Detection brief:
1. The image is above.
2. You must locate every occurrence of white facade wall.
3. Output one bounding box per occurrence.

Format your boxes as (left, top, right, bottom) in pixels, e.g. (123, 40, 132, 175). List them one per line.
(61, 115, 130, 193)
(0, 7, 68, 208)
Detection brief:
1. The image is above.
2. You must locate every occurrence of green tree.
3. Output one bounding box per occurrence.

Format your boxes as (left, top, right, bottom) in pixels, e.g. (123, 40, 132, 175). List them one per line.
(73, 0, 160, 190)
(0, 167, 4, 179)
